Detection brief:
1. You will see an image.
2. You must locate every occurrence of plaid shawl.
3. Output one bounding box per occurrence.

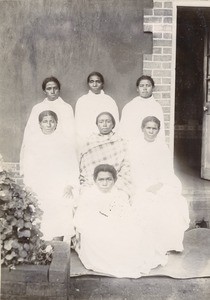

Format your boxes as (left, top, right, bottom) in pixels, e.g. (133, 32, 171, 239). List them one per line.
(79, 132, 131, 196)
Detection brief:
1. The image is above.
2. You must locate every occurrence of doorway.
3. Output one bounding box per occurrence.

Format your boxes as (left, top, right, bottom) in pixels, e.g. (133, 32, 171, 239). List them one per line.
(174, 7, 208, 178)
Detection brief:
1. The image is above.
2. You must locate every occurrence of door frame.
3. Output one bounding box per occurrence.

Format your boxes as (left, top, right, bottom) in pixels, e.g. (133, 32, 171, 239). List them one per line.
(171, 0, 210, 154)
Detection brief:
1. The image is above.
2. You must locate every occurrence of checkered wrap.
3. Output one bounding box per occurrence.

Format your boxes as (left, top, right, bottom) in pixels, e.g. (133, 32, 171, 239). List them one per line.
(79, 132, 132, 196)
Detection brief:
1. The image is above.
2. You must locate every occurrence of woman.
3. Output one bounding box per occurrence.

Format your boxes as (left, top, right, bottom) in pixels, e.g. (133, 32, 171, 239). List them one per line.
(79, 112, 131, 198)
(22, 110, 79, 241)
(20, 76, 76, 174)
(74, 164, 165, 278)
(129, 116, 190, 253)
(120, 75, 165, 142)
(75, 72, 119, 150)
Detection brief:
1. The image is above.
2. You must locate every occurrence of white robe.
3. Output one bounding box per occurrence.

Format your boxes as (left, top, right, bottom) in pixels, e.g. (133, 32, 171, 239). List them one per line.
(129, 138, 190, 253)
(21, 126, 79, 241)
(75, 90, 119, 150)
(20, 97, 76, 174)
(120, 95, 165, 142)
(74, 186, 168, 278)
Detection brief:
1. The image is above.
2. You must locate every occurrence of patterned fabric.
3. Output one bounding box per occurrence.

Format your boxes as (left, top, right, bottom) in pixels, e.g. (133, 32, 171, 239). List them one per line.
(79, 132, 131, 197)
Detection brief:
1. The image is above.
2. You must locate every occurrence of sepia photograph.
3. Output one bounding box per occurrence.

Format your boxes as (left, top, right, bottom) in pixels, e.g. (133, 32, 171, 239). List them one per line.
(0, 0, 210, 299)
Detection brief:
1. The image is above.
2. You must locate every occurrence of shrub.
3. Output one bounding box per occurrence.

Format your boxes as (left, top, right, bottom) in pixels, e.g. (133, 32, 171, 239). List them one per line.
(0, 171, 53, 267)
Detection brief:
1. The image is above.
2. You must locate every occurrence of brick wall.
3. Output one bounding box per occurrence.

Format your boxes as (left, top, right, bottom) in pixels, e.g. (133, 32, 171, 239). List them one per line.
(1, 241, 70, 300)
(3, 162, 23, 185)
(143, 0, 173, 145)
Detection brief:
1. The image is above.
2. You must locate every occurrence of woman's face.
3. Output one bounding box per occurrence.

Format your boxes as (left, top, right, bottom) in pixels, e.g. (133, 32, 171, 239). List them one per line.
(97, 114, 114, 135)
(95, 171, 115, 193)
(40, 115, 57, 135)
(142, 121, 159, 142)
(137, 79, 153, 98)
(88, 75, 103, 94)
(44, 81, 60, 101)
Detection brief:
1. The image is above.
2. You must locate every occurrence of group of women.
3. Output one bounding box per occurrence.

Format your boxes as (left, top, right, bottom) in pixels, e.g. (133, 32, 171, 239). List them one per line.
(20, 72, 190, 278)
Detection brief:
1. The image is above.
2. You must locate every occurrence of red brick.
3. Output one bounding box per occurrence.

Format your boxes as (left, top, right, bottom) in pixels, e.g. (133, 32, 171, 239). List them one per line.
(153, 24, 172, 31)
(154, 55, 172, 61)
(144, 62, 161, 69)
(162, 106, 171, 113)
(153, 40, 172, 46)
(152, 78, 162, 84)
(163, 32, 172, 39)
(154, 9, 172, 16)
(158, 100, 171, 107)
(153, 32, 163, 39)
(143, 54, 153, 61)
(154, 2, 162, 8)
(163, 47, 172, 54)
(162, 62, 172, 69)
(143, 69, 152, 76)
(164, 114, 170, 121)
(144, 17, 162, 23)
(164, 17, 172, 23)
(162, 92, 171, 98)
(153, 47, 162, 54)
(155, 85, 171, 92)
(153, 92, 162, 99)
(144, 24, 153, 32)
(164, 2, 173, 9)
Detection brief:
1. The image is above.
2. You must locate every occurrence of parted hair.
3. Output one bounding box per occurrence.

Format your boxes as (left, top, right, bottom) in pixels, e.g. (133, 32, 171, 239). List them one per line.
(141, 116, 161, 130)
(136, 75, 155, 88)
(42, 77, 61, 91)
(95, 112, 116, 128)
(93, 164, 117, 182)
(38, 110, 58, 124)
(87, 72, 104, 84)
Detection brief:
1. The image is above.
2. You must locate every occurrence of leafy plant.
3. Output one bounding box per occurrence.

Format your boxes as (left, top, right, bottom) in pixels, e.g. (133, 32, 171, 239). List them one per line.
(0, 170, 53, 267)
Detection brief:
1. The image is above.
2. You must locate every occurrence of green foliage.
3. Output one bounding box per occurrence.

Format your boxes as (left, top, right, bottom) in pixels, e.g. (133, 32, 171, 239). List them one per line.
(0, 171, 53, 267)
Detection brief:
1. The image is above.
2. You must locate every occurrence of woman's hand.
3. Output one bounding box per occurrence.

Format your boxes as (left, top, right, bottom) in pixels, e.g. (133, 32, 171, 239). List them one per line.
(63, 185, 74, 198)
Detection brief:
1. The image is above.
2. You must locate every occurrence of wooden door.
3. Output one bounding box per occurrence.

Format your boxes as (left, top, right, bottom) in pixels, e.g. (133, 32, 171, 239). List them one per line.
(201, 28, 210, 179)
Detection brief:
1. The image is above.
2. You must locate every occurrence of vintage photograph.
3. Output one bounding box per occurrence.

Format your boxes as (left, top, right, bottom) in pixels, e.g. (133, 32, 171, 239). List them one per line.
(0, 0, 210, 299)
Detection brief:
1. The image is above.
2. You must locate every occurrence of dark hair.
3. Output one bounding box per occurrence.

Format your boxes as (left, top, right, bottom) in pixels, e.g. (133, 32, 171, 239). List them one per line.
(93, 164, 117, 182)
(95, 112, 116, 129)
(87, 72, 104, 85)
(38, 110, 58, 124)
(141, 116, 161, 130)
(42, 77, 61, 91)
(136, 75, 155, 88)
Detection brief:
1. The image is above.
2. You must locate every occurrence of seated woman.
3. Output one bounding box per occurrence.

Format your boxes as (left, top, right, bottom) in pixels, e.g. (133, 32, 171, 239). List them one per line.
(129, 116, 190, 254)
(74, 164, 167, 278)
(79, 112, 131, 198)
(21, 110, 79, 241)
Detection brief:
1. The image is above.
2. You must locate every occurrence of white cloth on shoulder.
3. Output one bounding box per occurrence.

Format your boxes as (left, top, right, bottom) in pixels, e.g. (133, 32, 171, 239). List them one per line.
(129, 137, 190, 253)
(20, 97, 76, 174)
(74, 185, 168, 278)
(21, 116, 79, 241)
(120, 95, 165, 142)
(75, 90, 119, 149)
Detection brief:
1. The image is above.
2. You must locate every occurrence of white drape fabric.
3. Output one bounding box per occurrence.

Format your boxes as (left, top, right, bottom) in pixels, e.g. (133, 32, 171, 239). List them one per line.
(120, 95, 165, 142)
(75, 90, 119, 150)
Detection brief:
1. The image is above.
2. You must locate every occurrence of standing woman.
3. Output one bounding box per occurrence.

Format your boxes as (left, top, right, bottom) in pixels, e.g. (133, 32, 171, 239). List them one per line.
(120, 75, 165, 142)
(22, 110, 79, 241)
(75, 72, 119, 150)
